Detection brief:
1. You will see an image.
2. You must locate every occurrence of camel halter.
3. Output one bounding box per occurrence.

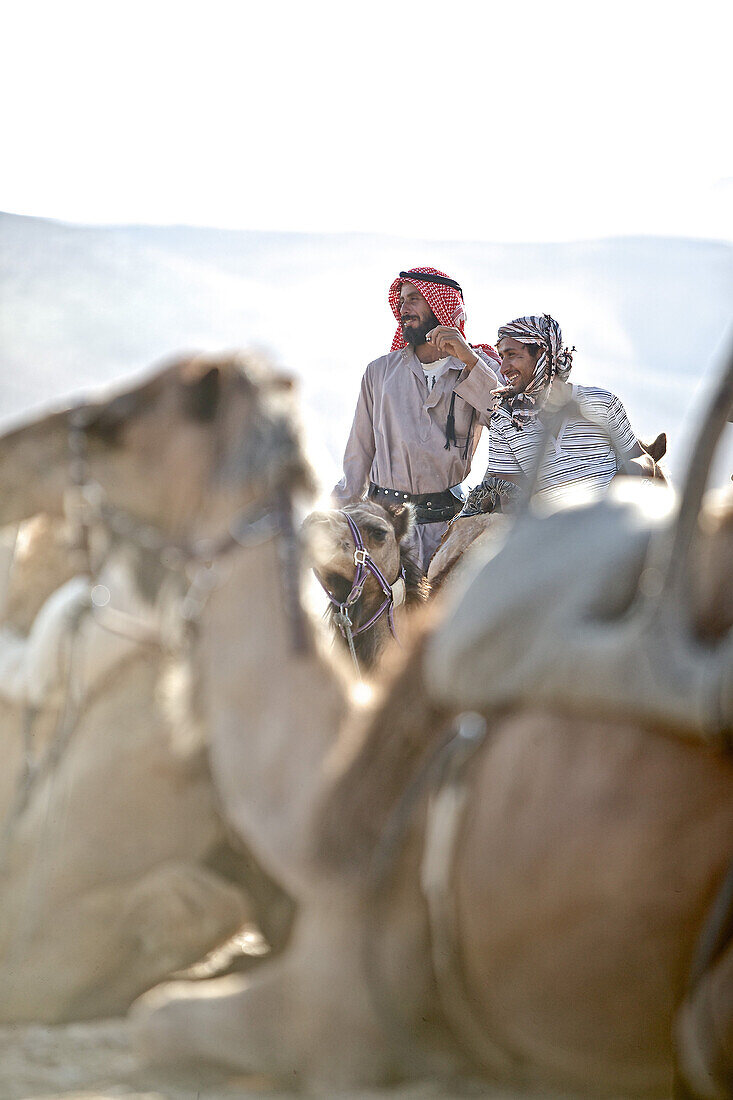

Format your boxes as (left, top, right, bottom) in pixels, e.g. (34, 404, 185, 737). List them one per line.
(62, 403, 309, 653)
(314, 511, 405, 675)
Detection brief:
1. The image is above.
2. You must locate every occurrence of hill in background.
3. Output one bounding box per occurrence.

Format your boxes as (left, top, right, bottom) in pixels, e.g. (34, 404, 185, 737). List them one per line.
(1, 213, 731, 489)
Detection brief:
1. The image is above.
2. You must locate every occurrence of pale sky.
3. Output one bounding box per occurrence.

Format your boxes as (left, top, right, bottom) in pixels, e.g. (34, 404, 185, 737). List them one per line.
(2, 0, 732, 243)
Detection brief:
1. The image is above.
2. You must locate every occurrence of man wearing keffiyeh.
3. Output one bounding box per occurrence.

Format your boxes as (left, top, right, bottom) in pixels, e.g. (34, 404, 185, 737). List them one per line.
(480, 313, 655, 505)
(493, 314, 575, 429)
(332, 267, 501, 569)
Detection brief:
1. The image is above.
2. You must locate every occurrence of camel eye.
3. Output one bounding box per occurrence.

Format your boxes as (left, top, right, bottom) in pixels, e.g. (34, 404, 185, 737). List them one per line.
(369, 528, 387, 544)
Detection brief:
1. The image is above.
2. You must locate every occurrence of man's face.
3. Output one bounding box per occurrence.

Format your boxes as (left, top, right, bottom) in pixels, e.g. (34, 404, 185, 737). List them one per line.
(497, 337, 540, 394)
(399, 282, 438, 346)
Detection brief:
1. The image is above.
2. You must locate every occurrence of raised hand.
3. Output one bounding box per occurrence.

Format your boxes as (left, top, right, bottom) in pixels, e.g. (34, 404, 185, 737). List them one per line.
(426, 325, 479, 370)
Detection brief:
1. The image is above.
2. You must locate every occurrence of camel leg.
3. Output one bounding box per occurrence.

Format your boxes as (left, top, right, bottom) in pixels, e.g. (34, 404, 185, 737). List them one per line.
(0, 860, 250, 1023)
(131, 969, 307, 1082)
(676, 939, 733, 1100)
(120, 859, 252, 981)
(132, 961, 395, 1092)
(131, 885, 410, 1091)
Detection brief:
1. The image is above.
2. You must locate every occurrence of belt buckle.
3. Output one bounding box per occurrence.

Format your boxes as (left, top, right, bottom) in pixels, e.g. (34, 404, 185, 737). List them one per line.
(354, 548, 368, 566)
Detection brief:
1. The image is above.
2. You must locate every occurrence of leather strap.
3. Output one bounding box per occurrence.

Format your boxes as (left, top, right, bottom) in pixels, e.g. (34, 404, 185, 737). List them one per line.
(368, 483, 458, 510)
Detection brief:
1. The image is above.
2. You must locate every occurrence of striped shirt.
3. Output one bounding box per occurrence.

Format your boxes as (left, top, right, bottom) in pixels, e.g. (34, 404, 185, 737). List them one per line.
(486, 384, 638, 501)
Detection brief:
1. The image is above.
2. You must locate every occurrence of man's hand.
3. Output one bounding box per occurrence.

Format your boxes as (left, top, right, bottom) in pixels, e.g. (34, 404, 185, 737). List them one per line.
(426, 326, 479, 371)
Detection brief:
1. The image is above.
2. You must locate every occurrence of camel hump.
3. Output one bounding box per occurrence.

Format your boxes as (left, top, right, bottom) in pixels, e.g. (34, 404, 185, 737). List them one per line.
(425, 481, 731, 742)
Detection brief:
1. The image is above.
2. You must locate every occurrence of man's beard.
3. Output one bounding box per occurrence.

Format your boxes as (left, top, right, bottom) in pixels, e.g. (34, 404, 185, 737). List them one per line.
(401, 310, 439, 346)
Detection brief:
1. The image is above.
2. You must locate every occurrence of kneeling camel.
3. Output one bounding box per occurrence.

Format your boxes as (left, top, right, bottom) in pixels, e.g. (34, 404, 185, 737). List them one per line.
(132, 356, 733, 1098)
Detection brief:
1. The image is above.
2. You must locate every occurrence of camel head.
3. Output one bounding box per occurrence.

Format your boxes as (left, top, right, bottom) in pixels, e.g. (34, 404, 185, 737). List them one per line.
(302, 499, 429, 666)
(302, 499, 413, 606)
(0, 353, 313, 548)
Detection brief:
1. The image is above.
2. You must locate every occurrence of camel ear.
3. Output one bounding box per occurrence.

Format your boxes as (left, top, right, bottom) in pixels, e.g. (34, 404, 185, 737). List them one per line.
(645, 432, 667, 463)
(181, 365, 221, 423)
(384, 502, 416, 542)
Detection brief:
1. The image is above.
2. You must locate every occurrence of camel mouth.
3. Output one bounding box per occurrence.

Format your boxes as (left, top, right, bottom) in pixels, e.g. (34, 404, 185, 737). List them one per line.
(323, 571, 353, 604)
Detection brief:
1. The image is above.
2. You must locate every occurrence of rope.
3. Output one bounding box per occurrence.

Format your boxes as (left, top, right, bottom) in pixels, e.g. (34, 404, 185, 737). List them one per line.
(337, 606, 362, 681)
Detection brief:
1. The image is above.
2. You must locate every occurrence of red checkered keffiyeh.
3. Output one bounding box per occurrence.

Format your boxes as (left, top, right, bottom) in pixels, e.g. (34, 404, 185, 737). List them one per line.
(388, 267, 500, 366)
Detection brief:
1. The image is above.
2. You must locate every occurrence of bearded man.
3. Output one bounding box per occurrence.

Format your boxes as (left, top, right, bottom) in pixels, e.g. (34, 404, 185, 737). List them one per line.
(332, 267, 501, 568)
(478, 313, 655, 507)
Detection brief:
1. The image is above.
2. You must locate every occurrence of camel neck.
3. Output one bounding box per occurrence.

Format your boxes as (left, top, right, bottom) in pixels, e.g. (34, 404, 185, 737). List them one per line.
(200, 536, 346, 894)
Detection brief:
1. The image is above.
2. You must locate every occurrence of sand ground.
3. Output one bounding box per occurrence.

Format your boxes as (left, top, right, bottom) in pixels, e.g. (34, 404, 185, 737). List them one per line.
(0, 1017, 588, 1100)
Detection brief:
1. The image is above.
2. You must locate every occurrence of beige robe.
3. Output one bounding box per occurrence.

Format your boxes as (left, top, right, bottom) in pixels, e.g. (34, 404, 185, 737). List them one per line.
(332, 346, 501, 567)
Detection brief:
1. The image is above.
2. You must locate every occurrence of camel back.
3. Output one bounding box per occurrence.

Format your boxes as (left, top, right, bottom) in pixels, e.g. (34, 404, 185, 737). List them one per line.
(426, 484, 733, 744)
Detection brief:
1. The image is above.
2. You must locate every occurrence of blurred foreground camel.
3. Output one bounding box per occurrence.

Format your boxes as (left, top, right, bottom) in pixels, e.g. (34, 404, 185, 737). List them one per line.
(131, 359, 730, 1096)
(0, 354, 318, 1020)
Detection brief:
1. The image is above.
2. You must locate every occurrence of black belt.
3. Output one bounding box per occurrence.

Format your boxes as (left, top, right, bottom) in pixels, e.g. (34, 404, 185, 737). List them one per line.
(368, 483, 462, 524)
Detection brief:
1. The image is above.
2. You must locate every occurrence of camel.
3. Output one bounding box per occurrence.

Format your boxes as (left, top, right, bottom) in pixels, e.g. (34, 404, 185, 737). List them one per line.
(128, 362, 733, 1097)
(427, 510, 511, 592)
(427, 431, 670, 591)
(0, 352, 319, 1021)
(316, 408, 732, 1094)
(302, 499, 429, 673)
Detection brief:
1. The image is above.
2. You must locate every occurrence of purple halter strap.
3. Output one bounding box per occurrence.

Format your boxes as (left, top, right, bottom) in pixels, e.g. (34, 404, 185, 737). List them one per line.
(317, 511, 403, 641)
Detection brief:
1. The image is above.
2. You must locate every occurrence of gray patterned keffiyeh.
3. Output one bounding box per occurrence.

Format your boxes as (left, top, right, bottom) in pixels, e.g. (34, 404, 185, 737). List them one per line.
(494, 314, 575, 429)
(457, 476, 522, 517)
